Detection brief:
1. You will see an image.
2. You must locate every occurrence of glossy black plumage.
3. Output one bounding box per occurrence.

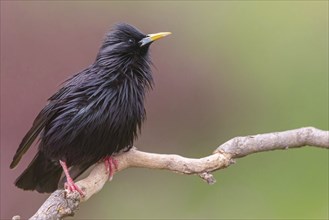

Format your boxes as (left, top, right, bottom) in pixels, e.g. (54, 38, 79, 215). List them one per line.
(10, 23, 166, 193)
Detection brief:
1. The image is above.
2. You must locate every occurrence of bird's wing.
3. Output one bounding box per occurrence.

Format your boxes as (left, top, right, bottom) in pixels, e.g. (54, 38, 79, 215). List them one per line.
(10, 104, 58, 169)
(10, 69, 90, 169)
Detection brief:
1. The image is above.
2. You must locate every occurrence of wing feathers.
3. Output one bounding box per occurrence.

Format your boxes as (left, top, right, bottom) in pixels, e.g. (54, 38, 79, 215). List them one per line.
(10, 105, 56, 169)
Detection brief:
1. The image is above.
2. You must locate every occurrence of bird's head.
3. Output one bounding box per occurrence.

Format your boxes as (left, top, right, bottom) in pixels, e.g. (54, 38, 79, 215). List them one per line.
(96, 23, 171, 68)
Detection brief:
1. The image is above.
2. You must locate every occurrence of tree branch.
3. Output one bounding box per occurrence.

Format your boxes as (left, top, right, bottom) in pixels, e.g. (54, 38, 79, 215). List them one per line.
(13, 127, 328, 220)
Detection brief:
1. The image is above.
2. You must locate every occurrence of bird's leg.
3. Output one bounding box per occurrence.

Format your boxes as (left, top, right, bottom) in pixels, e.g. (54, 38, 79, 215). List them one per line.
(59, 160, 85, 197)
(104, 156, 118, 181)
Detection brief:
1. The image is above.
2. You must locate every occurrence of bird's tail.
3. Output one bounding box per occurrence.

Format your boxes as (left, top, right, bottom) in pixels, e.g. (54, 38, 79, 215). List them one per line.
(15, 152, 62, 193)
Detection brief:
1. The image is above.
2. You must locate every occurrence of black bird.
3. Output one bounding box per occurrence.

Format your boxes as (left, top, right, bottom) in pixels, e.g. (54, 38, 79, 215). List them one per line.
(10, 23, 171, 195)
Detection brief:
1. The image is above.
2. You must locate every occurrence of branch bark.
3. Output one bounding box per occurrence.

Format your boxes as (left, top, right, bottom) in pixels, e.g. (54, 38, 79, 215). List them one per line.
(13, 127, 328, 220)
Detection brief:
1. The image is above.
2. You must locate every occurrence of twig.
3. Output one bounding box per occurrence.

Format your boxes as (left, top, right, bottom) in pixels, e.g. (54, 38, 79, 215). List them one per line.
(15, 126, 328, 220)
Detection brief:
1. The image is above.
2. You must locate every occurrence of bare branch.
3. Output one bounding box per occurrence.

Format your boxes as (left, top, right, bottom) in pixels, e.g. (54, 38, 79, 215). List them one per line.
(24, 127, 328, 220)
(215, 127, 329, 157)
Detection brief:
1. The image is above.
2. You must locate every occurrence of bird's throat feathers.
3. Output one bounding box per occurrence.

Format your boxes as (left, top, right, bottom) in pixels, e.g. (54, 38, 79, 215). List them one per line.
(95, 55, 153, 92)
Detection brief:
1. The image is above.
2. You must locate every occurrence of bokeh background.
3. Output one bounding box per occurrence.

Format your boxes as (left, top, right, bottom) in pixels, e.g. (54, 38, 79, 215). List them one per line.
(1, 1, 328, 219)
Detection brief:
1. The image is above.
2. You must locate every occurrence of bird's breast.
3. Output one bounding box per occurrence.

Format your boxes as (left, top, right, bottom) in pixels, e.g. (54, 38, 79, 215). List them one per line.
(94, 80, 146, 139)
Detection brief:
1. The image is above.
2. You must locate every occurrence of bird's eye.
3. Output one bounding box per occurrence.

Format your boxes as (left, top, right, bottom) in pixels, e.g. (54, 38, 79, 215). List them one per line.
(128, 38, 135, 44)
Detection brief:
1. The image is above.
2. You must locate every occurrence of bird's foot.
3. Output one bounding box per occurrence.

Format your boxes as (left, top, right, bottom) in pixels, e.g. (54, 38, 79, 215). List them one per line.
(59, 160, 85, 197)
(64, 179, 85, 197)
(104, 156, 118, 181)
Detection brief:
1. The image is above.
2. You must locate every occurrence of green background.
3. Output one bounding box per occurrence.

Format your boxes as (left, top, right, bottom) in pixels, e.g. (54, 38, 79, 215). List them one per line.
(1, 1, 328, 219)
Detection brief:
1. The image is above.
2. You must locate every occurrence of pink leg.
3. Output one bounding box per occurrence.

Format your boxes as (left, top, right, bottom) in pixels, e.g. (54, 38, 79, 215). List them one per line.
(59, 160, 85, 197)
(104, 156, 118, 181)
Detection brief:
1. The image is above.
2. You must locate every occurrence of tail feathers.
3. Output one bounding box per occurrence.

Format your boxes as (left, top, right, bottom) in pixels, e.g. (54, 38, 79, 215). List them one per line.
(15, 152, 62, 193)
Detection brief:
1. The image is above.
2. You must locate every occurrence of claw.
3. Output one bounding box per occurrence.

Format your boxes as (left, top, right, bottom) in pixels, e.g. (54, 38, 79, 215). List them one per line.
(64, 179, 85, 196)
(104, 156, 118, 181)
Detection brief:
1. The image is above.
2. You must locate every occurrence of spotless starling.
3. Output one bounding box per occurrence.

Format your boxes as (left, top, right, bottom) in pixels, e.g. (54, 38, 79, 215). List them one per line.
(10, 23, 171, 195)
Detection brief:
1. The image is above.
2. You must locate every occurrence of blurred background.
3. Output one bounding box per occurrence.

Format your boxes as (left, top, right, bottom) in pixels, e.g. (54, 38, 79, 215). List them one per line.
(1, 1, 328, 219)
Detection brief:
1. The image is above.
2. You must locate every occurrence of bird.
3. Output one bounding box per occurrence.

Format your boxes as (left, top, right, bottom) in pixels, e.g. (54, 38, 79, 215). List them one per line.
(10, 23, 171, 195)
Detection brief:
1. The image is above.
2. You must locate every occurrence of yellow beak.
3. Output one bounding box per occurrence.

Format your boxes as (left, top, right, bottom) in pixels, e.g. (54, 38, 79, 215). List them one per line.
(139, 32, 172, 47)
